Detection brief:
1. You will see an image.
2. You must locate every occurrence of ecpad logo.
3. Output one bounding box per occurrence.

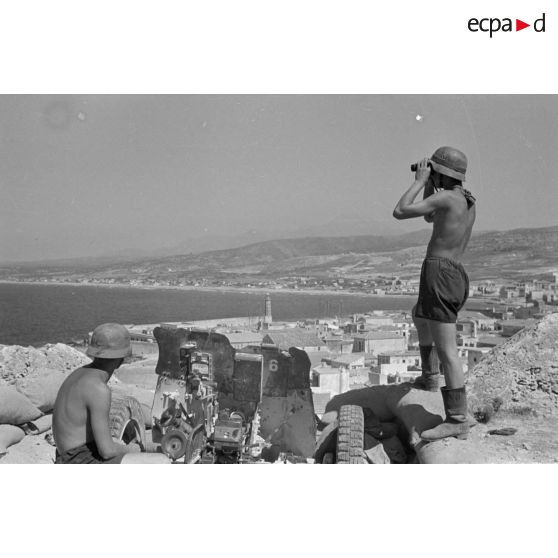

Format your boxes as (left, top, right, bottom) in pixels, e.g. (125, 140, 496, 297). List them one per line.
(468, 13, 546, 37)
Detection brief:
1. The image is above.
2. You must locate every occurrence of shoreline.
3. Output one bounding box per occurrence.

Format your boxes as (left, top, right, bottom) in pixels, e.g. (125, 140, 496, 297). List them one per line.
(0, 279, 420, 300)
(0, 280, 503, 348)
(0, 279, 499, 305)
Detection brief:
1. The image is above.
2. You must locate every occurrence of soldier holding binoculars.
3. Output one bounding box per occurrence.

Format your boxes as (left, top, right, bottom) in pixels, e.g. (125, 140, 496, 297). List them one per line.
(393, 147, 476, 441)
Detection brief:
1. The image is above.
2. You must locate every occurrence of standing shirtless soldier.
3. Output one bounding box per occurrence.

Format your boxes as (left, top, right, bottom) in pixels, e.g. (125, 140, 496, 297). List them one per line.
(393, 146, 476, 441)
(53, 323, 169, 463)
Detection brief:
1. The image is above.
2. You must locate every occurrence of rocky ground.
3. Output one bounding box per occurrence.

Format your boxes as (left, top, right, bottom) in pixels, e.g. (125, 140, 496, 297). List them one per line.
(0, 343, 91, 385)
(473, 413, 558, 463)
(466, 313, 558, 421)
(3, 314, 558, 464)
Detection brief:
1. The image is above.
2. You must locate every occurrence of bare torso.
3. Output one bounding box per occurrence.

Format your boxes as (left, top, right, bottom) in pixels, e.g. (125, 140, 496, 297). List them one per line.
(426, 188, 476, 261)
(52, 366, 108, 454)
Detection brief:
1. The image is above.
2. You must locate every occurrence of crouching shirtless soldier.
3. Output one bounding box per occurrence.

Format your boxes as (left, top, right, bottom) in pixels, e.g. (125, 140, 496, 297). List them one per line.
(53, 323, 169, 463)
(393, 146, 476, 441)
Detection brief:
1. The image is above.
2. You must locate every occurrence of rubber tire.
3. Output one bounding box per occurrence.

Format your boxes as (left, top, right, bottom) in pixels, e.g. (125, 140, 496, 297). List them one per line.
(109, 396, 146, 451)
(336, 405, 366, 464)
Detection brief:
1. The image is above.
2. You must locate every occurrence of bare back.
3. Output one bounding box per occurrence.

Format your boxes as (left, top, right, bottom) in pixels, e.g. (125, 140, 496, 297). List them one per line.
(426, 188, 476, 261)
(52, 366, 108, 454)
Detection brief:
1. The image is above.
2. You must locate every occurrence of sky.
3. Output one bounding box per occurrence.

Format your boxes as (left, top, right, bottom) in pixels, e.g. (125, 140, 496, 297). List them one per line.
(1, 94, 557, 262)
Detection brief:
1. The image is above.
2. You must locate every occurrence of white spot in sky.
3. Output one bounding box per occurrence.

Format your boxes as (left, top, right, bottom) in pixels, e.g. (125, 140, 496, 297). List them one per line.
(415, 114, 423, 122)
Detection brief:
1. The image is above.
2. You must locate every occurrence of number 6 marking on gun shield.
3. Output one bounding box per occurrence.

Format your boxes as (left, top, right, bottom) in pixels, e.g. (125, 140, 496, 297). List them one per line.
(269, 359, 279, 372)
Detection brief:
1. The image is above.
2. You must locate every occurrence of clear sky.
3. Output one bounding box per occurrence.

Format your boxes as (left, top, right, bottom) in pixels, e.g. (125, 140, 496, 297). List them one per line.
(1, 95, 557, 262)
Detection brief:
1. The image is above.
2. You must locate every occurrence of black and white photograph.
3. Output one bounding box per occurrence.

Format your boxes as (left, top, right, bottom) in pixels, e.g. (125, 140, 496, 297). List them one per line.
(1, 94, 558, 465)
(1, 3, 557, 558)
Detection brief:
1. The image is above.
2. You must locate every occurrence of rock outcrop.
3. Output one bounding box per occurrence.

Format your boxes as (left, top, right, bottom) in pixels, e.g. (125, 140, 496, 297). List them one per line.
(466, 313, 558, 421)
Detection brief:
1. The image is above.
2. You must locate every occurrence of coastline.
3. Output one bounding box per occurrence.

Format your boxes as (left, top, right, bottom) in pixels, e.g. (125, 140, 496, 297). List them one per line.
(0, 279, 418, 300)
(1, 279, 499, 348)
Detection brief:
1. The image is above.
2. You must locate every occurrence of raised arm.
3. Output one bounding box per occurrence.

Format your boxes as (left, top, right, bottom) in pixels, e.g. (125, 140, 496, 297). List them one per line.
(393, 158, 447, 220)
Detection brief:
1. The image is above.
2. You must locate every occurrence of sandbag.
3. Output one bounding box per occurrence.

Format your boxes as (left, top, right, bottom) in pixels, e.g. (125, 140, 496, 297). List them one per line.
(0, 425, 26, 456)
(415, 439, 487, 464)
(15, 369, 67, 413)
(21, 414, 53, 435)
(0, 386, 43, 425)
(363, 435, 390, 464)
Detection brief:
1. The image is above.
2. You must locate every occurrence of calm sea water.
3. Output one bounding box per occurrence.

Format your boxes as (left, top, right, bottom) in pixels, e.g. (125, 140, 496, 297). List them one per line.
(0, 283, 421, 346)
(0, 283, 486, 347)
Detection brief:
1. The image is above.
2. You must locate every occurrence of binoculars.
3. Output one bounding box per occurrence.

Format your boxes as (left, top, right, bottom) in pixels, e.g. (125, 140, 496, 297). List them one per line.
(410, 161, 432, 172)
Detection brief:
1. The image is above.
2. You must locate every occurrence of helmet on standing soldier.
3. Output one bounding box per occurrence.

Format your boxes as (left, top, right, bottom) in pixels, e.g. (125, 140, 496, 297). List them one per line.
(430, 146, 467, 182)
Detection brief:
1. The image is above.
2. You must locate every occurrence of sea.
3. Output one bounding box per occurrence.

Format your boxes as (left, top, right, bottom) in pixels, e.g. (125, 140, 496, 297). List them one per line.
(0, 282, 486, 347)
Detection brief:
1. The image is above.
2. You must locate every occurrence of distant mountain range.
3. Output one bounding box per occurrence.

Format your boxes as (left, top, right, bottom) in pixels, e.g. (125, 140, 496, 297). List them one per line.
(2, 225, 558, 283)
(0, 213, 406, 265)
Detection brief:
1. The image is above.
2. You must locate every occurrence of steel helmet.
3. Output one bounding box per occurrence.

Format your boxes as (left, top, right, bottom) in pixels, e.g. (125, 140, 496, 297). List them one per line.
(430, 146, 467, 182)
(86, 323, 131, 359)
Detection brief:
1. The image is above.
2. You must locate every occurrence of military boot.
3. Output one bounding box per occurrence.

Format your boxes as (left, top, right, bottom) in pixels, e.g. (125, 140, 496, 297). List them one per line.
(421, 386, 469, 441)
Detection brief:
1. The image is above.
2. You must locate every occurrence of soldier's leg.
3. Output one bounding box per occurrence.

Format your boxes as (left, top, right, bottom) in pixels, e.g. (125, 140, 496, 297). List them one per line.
(412, 305, 441, 391)
(420, 320, 468, 441)
(427, 320, 463, 389)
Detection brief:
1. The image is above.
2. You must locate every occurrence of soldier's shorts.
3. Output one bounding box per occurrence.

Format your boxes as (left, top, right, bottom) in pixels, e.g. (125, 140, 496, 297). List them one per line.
(55, 441, 124, 464)
(414, 257, 469, 324)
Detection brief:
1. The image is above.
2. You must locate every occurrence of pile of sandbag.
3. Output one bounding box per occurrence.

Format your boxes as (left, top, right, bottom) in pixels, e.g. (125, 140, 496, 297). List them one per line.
(0, 343, 89, 457)
(0, 376, 62, 457)
(1, 343, 158, 459)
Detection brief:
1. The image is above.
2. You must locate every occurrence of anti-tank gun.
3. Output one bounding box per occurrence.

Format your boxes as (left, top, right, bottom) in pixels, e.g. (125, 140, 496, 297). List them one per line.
(150, 326, 317, 463)
(151, 327, 265, 463)
(151, 332, 218, 462)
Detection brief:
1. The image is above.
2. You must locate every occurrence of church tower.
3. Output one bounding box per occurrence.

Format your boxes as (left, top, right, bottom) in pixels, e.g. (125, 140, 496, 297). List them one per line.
(262, 293, 272, 330)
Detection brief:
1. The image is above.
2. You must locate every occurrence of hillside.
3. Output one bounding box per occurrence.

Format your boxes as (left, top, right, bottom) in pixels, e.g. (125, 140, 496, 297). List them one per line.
(1, 225, 558, 284)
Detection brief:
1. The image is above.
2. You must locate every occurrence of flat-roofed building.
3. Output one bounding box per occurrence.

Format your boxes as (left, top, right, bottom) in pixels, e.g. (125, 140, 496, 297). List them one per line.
(263, 329, 326, 351)
(323, 337, 354, 354)
(377, 351, 420, 368)
(223, 332, 265, 349)
(327, 353, 366, 369)
(311, 363, 350, 395)
(352, 332, 406, 354)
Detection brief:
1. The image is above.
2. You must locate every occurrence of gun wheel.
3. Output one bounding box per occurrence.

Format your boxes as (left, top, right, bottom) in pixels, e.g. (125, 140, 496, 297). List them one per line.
(109, 396, 146, 451)
(336, 405, 366, 464)
(161, 429, 189, 460)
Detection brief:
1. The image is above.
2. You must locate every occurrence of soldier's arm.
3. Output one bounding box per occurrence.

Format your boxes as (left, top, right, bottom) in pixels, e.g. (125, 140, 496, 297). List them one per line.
(87, 383, 135, 459)
(393, 189, 451, 220)
(394, 157, 438, 220)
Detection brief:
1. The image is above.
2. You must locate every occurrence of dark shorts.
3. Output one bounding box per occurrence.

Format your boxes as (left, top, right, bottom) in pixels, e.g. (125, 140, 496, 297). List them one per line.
(55, 441, 124, 464)
(414, 257, 469, 324)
